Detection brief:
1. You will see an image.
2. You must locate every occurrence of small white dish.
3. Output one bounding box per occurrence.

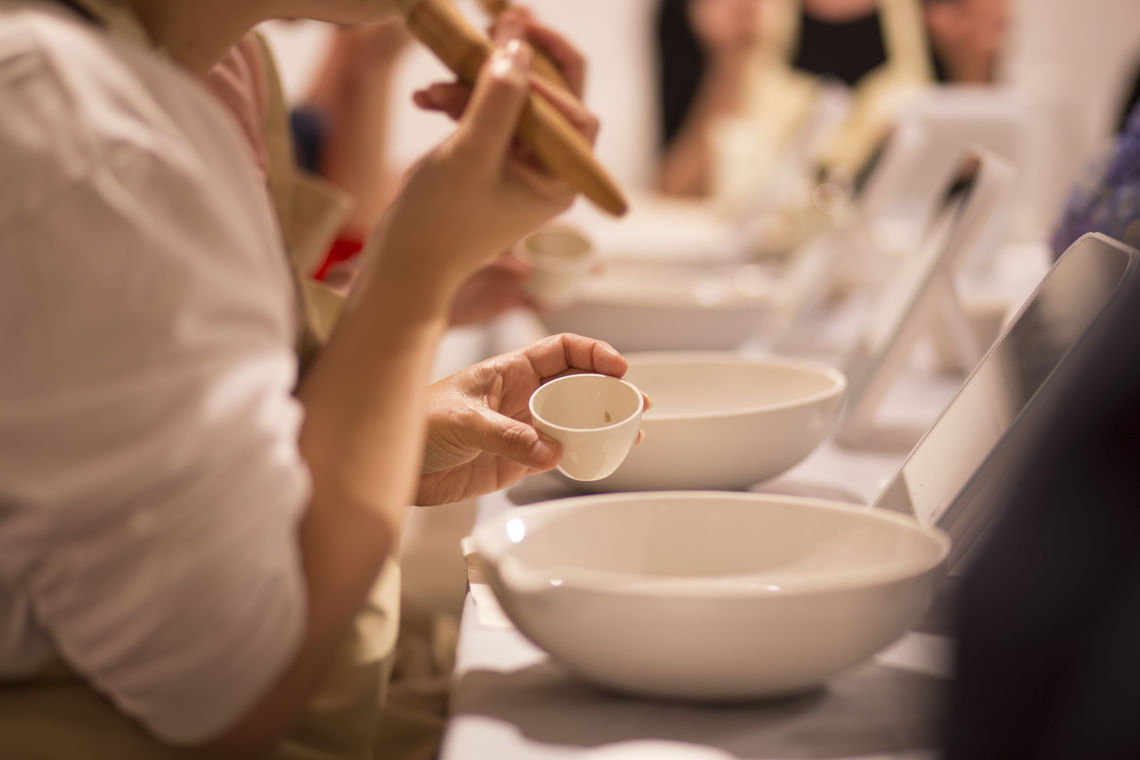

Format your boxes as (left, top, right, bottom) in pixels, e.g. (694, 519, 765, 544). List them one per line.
(519, 225, 596, 308)
(539, 260, 775, 352)
(473, 491, 950, 700)
(574, 352, 846, 492)
(529, 373, 645, 481)
(573, 191, 742, 265)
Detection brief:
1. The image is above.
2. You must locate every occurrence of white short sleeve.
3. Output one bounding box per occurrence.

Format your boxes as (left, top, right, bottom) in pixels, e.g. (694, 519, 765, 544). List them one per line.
(0, 14, 310, 745)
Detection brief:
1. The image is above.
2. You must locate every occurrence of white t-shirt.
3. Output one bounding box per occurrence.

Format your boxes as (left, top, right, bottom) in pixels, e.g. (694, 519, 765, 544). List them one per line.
(0, 4, 310, 745)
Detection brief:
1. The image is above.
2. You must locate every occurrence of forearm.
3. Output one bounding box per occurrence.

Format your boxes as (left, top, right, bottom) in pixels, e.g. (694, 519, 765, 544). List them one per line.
(224, 47, 578, 743)
(183, 34, 569, 757)
(196, 239, 453, 758)
(657, 130, 714, 197)
(297, 240, 452, 516)
(313, 65, 403, 235)
(301, 28, 406, 237)
(657, 56, 750, 196)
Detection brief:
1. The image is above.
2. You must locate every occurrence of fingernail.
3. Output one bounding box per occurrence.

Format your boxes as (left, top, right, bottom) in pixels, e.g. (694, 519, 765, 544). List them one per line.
(530, 437, 559, 466)
(490, 38, 531, 78)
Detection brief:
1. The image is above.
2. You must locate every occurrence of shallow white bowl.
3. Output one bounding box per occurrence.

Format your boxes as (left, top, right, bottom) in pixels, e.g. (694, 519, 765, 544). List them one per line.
(474, 491, 949, 700)
(539, 261, 775, 352)
(574, 352, 845, 492)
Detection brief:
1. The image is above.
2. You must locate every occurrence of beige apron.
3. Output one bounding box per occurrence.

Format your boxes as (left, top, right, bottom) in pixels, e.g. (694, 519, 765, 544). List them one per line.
(251, 30, 352, 371)
(0, 3, 402, 758)
(0, 568, 400, 760)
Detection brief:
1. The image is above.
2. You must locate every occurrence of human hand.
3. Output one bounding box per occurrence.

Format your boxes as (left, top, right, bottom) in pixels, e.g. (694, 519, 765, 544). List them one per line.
(489, 6, 587, 96)
(416, 333, 649, 505)
(412, 6, 590, 125)
(448, 252, 534, 327)
(330, 18, 412, 70)
(367, 40, 598, 303)
(412, 7, 590, 112)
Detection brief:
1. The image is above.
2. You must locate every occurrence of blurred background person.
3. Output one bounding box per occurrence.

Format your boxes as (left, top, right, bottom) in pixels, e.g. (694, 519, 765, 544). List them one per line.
(655, 0, 763, 197)
(653, 0, 1008, 203)
(1049, 42, 1140, 261)
(924, 0, 1007, 85)
(291, 20, 413, 287)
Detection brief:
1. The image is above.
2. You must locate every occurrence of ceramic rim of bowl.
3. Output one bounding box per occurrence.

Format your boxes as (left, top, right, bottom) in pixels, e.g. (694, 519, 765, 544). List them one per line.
(573, 287, 771, 310)
(626, 352, 847, 421)
(477, 491, 951, 599)
(528, 374, 645, 433)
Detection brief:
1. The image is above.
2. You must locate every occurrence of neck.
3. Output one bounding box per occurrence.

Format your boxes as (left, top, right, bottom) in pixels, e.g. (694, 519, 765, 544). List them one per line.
(126, 0, 267, 75)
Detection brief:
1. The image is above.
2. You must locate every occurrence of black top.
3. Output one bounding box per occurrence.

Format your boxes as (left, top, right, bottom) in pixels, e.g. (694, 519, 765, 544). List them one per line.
(789, 5, 887, 87)
(655, 0, 707, 148)
(655, 0, 951, 150)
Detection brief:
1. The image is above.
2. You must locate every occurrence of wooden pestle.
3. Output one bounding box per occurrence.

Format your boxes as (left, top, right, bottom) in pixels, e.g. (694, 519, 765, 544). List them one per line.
(392, 0, 629, 216)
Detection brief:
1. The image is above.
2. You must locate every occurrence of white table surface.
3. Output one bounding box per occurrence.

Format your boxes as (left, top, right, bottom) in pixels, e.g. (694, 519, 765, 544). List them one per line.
(441, 364, 965, 760)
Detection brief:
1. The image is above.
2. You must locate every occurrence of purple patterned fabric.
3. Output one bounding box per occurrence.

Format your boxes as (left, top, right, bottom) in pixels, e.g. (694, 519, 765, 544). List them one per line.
(1051, 104, 1140, 258)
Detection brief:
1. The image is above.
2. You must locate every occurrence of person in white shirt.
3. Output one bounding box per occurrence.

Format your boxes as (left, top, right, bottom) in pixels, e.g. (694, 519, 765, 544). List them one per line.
(0, 0, 630, 757)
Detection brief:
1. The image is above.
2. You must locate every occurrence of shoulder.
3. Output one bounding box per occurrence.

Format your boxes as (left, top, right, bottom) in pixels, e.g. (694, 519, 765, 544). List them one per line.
(0, 6, 296, 400)
(0, 5, 290, 310)
(0, 5, 265, 228)
(0, 7, 105, 223)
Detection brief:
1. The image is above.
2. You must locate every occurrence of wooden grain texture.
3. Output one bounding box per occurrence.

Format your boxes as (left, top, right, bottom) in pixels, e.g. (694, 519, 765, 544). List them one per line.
(401, 0, 629, 216)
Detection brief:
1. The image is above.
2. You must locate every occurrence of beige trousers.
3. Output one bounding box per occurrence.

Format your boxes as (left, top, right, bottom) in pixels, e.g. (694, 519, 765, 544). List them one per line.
(0, 563, 401, 760)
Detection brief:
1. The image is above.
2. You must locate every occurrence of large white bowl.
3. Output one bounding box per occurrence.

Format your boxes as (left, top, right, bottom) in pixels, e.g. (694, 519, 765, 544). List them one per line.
(574, 352, 846, 492)
(539, 261, 775, 352)
(474, 491, 950, 700)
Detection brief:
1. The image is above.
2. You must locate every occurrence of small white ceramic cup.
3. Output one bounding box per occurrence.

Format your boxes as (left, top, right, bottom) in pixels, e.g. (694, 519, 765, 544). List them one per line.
(519, 225, 595, 308)
(529, 373, 645, 481)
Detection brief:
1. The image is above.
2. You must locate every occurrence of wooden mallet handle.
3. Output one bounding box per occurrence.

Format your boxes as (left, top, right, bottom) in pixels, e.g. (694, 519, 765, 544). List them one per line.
(394, 0, 629, 216)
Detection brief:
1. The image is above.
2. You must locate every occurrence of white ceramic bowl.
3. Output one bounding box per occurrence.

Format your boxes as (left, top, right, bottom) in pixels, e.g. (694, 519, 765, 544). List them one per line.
(518, 225, 596, 308)
(574, 352, 845, 492)
(539, 261, 775, 352)
(474, 491, 950, 700)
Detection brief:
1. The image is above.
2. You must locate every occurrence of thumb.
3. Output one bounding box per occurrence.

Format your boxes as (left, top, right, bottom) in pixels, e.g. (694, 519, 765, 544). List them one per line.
(460, 405, 562, 471)
(453, 39, 532, 165)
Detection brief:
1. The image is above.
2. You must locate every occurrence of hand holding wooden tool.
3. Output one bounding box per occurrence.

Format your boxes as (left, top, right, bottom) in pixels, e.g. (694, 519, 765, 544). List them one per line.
(391, 0, 629, 216)
(474, 0, 572, 91)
